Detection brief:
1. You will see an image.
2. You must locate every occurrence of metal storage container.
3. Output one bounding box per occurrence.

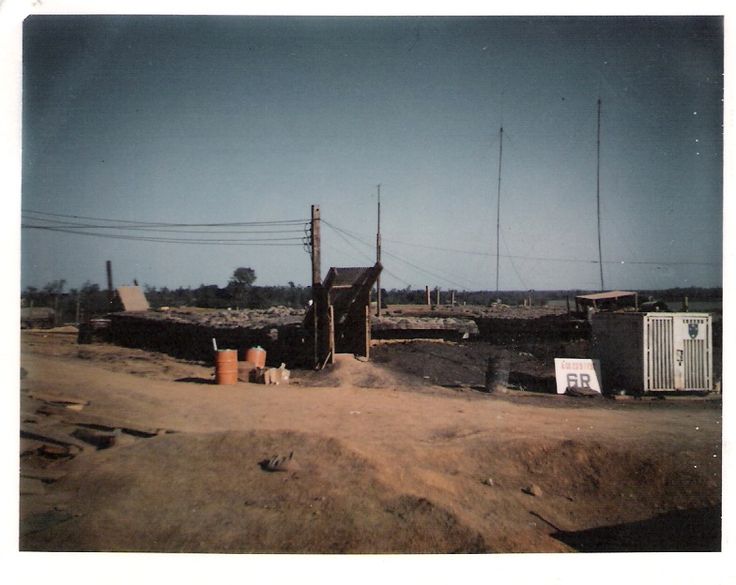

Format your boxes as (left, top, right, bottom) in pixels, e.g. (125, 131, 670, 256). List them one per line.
(591, 312, 712, 393)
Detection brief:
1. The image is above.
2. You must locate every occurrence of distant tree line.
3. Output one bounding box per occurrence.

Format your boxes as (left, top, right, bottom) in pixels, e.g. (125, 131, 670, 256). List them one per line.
(381, 287, 723, 307)
(21, 268, 313, 324)
(20, 266, 722, 326)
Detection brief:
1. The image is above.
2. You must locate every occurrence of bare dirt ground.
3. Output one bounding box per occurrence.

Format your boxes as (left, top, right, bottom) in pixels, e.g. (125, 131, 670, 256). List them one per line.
(19, 329, 722, 553)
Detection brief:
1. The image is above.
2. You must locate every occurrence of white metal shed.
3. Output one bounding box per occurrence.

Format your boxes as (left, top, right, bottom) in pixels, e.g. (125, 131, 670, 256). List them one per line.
(591, 312, 712, 393)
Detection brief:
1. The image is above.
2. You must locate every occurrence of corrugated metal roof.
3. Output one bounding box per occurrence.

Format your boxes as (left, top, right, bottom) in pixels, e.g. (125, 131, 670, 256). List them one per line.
(116, 286, 150, 311)
(326, 267, 374, 287)
(575, 290, 637, 301)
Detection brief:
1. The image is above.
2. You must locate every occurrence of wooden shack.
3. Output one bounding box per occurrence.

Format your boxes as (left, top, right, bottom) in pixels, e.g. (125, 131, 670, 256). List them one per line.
(575, 290, 638, 313)
(305, 263, 382, 368)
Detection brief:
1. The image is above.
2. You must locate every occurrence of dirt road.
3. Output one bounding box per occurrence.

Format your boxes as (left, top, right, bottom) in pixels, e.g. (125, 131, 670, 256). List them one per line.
(20, 330, 722, 552)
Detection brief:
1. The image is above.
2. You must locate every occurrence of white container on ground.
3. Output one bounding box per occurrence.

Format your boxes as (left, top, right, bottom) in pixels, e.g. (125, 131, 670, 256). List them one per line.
(591, 312, 712, 393)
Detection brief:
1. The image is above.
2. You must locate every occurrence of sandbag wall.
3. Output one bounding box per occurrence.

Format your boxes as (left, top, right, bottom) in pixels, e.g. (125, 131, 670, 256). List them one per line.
(473, 314, 590, 344)
(108, 313, 311, 367)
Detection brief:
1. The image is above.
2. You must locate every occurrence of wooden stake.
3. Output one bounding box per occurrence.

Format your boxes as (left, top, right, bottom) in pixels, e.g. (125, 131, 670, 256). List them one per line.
(106, 260, 114, 305)
(328, 304, 335, 364)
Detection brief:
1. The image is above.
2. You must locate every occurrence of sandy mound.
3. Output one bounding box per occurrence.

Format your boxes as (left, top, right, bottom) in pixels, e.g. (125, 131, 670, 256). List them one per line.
(297, 353, 417, 389)
(21, 430, 488, 553)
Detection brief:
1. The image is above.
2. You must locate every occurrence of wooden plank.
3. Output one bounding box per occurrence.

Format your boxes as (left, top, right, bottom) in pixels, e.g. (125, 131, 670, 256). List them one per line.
(28, 392, 89, 408)
(31, 406, 164, 436)
(328, 305, 335, 365)
(21, 467, 68, 482)
(20, 424, 91, 452)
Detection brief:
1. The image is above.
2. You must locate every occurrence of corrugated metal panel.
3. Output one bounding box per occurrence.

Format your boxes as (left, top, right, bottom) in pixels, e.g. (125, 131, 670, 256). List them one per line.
(645, 315, 674, 391)
(576, 290, 637, 301)
(594, 312, 712, 393)
(682, 316, 711, 390)
(116, 286, 150, 312)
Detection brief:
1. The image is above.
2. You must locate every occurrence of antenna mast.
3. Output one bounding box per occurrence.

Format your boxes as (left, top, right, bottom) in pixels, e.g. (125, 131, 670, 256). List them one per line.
(495, 126, 503, 294)
(376, 184, 382, 317)
(596, 99, 605, 291)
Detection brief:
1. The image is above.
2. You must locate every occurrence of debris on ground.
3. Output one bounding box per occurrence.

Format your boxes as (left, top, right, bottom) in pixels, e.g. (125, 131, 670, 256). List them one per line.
(260, 451, 296, 472)
(565, 386, 602, 398)
(522, 484, 543, 497)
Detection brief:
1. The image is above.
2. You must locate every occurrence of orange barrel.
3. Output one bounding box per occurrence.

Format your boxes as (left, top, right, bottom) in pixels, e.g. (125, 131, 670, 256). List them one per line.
(245, 346, 267, 369)
(215, 349, 238, 385)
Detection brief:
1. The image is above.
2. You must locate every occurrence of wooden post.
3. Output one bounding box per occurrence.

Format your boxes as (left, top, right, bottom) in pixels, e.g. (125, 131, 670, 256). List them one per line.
(365, 304, 371, 359)
(425, 286, 430, 306)
(105, 260, 115, 310)
(451, 290, 456, 306)
(311, 205, 321, 288)
(106, 260, 114, 306)
(311, 205, 321, 368)
(435, 287, 440, 306)
(328, 304, 335, 365)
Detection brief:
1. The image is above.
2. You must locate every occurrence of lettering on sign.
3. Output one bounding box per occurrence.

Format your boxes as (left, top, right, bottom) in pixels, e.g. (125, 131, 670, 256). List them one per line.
(554, 358, 602, 394)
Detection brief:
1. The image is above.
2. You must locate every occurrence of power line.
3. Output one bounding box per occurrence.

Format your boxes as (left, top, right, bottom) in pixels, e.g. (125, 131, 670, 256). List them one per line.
(21, 215, 307, 235)
(499, 228, 528, 290)
(323, 225, 411, 287)
(323, 220, 480, 290)
(324, 223, 376, 264)
(22, 209, 308, 227)
(377, 236, 719, 267)
(380, 248, 478, 291)
(22, 224, 305, 246)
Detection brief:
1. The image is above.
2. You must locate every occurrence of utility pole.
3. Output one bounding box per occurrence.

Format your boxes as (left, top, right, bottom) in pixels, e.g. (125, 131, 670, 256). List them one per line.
(496, 126, 504, 295)
(311, 205, 321, 288)
(596, 99, 605, 291)
(376, 184, 382, 317)
(311, 205, 321, 367)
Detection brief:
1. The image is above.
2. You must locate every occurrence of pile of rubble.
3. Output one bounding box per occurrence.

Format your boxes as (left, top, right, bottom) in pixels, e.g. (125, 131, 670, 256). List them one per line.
(373, 316, 479, 340)
(146, 306, 305, 328)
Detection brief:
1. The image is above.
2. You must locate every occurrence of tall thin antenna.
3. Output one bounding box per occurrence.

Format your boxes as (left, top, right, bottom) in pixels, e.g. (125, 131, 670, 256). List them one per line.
(376, 184, 382, 317)
(495, 126, 504, 294)
(596, 99, 605, 291)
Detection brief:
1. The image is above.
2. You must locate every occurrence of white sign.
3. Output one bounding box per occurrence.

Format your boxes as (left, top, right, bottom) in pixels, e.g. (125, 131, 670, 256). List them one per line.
(554, 358, 602, 394)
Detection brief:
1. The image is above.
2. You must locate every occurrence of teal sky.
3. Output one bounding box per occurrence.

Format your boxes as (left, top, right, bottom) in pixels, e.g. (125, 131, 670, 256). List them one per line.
(21, 16, 723, 292)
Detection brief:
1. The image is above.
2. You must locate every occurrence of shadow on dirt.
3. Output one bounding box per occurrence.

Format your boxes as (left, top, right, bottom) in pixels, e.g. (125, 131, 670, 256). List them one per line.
(175, 377, 214, 384)
(507, 371, 556, 393)
(549, 504, 721, 552)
